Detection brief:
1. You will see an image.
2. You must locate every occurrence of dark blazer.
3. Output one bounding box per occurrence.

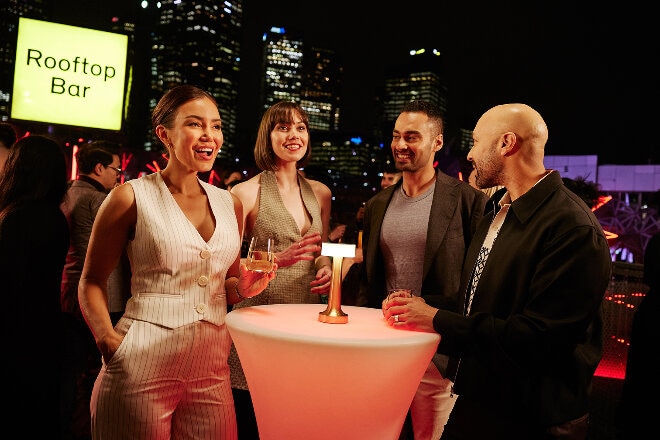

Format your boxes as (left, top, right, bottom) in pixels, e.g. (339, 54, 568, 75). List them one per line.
(357, 169, 488, 338)
(434, 171, 612, 431)
(61, 177, 130, 318)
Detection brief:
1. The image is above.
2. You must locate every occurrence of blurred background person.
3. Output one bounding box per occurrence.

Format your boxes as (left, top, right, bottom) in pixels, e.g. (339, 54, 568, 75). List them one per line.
(220, 166, 244, 189)
(60, 140, 130, 440)
(0, 121, 19, 173)
(0, 134, 69, 437)
(229, 100, 333, 438)
(380, 166, 402, 190)
(561, 176, 600, 210)
(327, 218, 347, 243)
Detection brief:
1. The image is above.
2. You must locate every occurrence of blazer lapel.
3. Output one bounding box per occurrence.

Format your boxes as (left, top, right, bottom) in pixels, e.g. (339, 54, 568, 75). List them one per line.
(423, 172, 459, 278)
(365, 185, 396, 281)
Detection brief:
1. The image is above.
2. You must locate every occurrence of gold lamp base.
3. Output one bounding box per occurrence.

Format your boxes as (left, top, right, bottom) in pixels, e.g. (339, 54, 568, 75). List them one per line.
(318, 244, 354, 324)
(318, 307, 349, 324)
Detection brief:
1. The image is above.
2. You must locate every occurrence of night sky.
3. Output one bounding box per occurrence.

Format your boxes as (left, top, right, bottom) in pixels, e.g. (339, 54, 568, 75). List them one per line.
(53, 0, 657, 165)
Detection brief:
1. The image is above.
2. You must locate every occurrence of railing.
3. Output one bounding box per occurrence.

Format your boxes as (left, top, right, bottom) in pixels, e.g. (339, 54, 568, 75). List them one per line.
(596, 262, 648, 379)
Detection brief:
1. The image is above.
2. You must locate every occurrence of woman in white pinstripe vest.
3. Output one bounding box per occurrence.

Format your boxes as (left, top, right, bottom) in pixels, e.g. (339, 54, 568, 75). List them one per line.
(78, 85, 277, 440)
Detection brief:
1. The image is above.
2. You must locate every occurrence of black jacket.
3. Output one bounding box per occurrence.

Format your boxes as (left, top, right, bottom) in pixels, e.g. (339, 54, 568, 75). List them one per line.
(434, 171, 612, 428)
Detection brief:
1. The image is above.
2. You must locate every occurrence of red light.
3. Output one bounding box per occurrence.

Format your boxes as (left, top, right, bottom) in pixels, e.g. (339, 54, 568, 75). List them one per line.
(70, 145, 79, 180)
(208, 170, 221, 186)
(593, 195, 612, 211)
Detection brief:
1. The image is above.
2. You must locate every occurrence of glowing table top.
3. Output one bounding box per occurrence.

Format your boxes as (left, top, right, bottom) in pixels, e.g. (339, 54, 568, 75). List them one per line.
(226, 303, 440, 440)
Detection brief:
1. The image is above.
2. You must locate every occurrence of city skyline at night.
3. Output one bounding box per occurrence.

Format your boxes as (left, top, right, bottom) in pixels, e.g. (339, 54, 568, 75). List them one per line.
(20, 0, 660, 166)
(240, 0, 656, 166)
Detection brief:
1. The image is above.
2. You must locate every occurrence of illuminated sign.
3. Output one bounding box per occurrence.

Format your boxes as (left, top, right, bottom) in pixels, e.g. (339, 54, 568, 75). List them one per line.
(11, 17, 128, 131)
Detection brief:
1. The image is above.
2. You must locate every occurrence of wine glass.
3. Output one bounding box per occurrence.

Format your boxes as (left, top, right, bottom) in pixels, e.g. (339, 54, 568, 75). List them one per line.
(246, 236, 274, 273)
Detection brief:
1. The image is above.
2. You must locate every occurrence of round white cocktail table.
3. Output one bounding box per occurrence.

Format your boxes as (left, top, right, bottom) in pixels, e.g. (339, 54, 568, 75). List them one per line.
(226, 303, 440, 440)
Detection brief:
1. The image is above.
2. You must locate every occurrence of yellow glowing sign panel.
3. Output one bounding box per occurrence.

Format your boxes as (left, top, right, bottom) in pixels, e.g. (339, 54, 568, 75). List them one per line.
(11, 18, 128, 131)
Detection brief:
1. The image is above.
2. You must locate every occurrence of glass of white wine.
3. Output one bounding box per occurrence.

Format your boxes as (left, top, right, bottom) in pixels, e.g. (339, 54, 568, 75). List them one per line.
(246, 236, 274, 273)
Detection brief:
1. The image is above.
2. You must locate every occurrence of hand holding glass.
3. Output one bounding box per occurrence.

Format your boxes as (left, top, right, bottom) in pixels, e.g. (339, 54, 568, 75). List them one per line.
(246, 236, 274, 273)
(387, 288, 412, 301)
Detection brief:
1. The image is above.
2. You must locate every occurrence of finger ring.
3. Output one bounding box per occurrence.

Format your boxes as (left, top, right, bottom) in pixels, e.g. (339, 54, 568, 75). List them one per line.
(394, 315, 399, 323)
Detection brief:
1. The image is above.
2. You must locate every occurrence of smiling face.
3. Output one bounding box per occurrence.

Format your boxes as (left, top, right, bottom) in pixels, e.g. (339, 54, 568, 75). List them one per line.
(391, 111, 442, 173)
(269, 110, 309, 166)
(156, 97, 223, 173)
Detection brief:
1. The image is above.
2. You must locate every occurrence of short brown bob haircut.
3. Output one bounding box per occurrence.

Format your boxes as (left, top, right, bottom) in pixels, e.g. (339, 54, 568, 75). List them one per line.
(254, 101, 311, 171)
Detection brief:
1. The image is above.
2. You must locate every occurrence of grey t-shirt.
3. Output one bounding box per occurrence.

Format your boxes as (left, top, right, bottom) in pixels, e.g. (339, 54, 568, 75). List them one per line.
(380, 183, 435, 296)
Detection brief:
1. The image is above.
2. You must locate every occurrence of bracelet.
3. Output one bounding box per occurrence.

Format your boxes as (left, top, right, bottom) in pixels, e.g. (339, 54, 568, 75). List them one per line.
(234, 278, 248, 301)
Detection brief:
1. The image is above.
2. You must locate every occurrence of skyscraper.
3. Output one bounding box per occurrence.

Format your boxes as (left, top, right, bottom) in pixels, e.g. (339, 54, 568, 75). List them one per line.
(260, 26, 303, 109)
(381, 48, 448, 130)
(148, 0, 242, 159)
(301, 46, 342, 133)
(258, 27, 343, 134)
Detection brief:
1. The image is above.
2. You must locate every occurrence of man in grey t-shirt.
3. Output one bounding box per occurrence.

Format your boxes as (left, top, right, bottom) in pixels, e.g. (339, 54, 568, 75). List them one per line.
(357, 100, 487, 440)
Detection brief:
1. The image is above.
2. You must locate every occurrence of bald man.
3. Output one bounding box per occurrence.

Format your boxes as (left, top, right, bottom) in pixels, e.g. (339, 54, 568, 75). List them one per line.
(382, 104, 612, 439)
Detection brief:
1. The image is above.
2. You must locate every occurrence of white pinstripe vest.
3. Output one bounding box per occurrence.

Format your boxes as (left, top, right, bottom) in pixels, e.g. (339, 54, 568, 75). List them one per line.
(123, 172, 240, 328)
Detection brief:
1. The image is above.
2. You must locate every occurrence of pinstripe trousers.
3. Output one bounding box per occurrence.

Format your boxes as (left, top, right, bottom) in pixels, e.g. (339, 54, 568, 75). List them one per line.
(90, 317, 237, 440)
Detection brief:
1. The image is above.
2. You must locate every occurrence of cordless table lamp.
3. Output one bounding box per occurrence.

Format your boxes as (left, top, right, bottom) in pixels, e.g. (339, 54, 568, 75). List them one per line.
(318, 242, 355, 324)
